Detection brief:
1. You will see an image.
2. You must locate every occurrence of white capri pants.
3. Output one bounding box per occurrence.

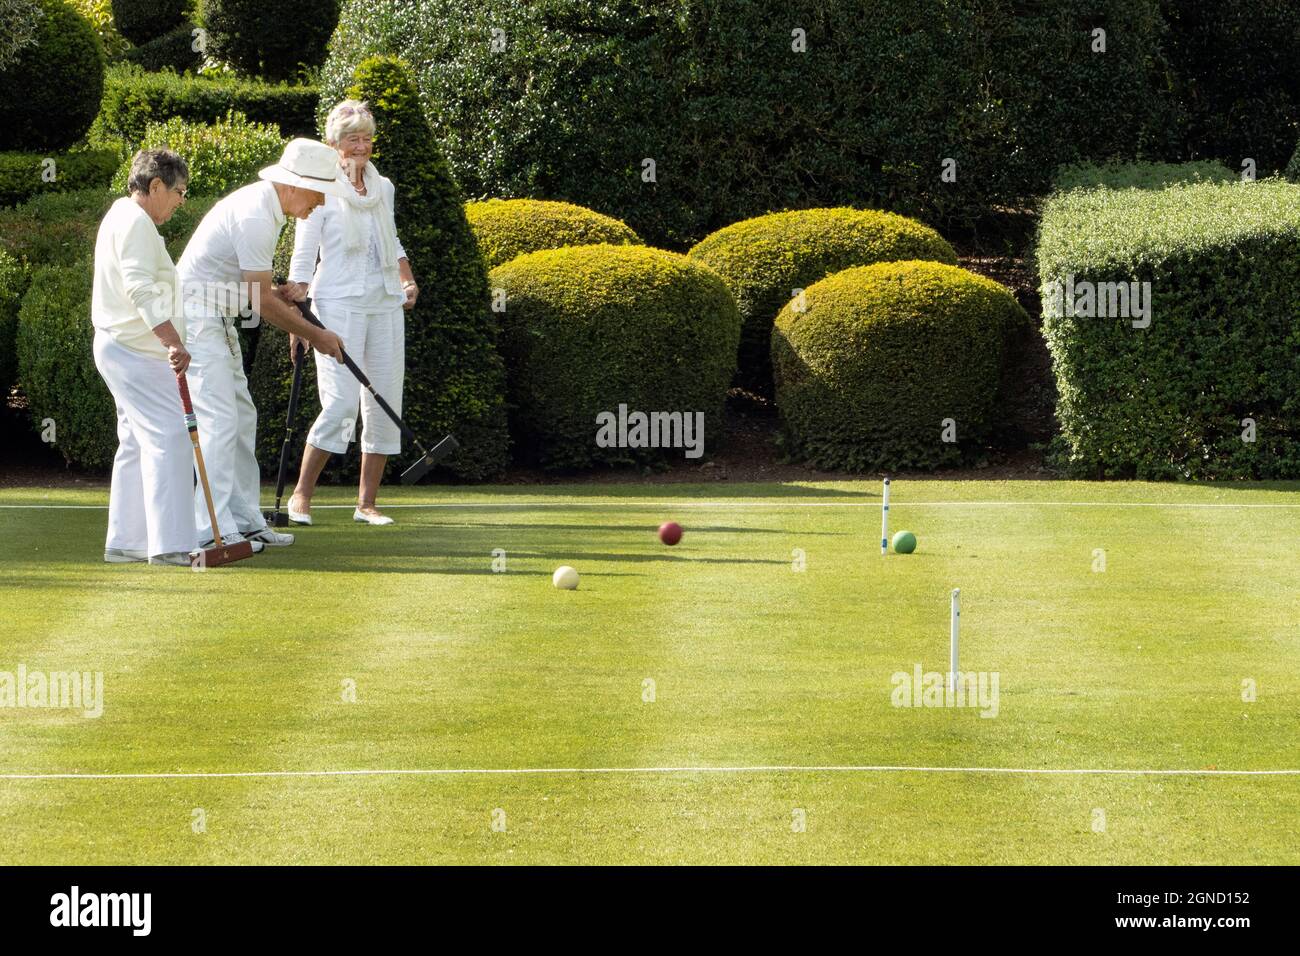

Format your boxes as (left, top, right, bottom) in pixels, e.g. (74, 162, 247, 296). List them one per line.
(92, 330, 197, 557)
(306, 301, 404, 456)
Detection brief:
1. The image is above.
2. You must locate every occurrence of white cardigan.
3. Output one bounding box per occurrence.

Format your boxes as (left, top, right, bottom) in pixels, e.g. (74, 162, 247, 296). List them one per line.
(288, 172, 408, 306)
(91, 197, 181, 358)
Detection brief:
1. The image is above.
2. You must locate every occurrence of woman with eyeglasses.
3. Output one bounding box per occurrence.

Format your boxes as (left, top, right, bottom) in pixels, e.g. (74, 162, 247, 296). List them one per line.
(91, 148, 197, 566)
(281, 99, 419, 526)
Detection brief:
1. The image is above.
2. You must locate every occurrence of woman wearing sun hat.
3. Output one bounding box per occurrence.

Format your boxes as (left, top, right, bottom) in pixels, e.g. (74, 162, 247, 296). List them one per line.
(281, 99, 419, 527)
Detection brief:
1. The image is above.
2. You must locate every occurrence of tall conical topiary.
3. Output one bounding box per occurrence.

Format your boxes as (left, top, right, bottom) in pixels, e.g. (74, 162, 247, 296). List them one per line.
(251, 55, 509, 482)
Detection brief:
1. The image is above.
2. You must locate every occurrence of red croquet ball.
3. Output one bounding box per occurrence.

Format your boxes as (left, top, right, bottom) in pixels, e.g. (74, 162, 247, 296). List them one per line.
(658, 521, 683, 546)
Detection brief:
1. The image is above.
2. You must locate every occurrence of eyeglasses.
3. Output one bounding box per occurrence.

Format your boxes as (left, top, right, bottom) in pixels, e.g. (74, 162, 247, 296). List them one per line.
(170, 185, 188, 199)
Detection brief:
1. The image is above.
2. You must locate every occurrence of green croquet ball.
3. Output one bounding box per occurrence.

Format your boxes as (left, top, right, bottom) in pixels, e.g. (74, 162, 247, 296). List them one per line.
(892, 530, 917, 554)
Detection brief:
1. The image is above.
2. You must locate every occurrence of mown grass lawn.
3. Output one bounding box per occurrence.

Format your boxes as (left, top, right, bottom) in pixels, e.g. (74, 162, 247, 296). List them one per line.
(1, 479, 1297, 864)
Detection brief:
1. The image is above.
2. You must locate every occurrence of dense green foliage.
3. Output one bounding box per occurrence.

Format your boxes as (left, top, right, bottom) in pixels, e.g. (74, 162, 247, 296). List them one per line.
(1053, 161, 1235, 192)
(96, 63, 318, 144)
(772, 260, 1027, 471)
(110, 111, 284, 197)
(0, 247, 28, 396)
(688, 207, 957, 394)
(490, 243, 740, 471)
(0, 0, 106, 151)
(120, 22, 200, 72)
(0, 149, 119, 208)
(110, 0, 186, 45)
(464, 198, 641, 271)
(1036, 179, 1300, 479)
(0, 0, 43, 73)
(200, 0, 338, 80)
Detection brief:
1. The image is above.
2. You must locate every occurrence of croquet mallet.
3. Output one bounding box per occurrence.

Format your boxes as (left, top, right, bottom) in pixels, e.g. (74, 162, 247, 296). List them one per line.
(262, 337, 307, 527)
(177, 372, 255, 567)
(294, 299, 459, 483)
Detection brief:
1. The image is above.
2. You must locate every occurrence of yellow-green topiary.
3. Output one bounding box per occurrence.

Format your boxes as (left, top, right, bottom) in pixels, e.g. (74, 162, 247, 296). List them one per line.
(688, 207, 957, 395)
(491, 243, 740, 471)
(466, 198, 642, 271)
(772, 260, 1027, 472)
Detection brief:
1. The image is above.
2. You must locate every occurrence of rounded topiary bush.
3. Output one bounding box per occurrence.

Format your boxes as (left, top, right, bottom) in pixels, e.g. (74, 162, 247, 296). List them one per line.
(200, 0, 339, 81)
(772, 260, 1027, 472)
(490, 243, 740, 471)
(110, 0, 186, 45)
(111, 111, 285, 197)
(688, 208, 957, 395)
(16, 260, 118, 470)
(465, 199, 642, 271)
(0, 0, 106, 151)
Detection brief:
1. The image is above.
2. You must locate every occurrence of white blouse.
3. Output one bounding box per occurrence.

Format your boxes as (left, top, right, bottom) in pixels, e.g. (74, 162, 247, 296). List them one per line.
(289, 173, 408, 313)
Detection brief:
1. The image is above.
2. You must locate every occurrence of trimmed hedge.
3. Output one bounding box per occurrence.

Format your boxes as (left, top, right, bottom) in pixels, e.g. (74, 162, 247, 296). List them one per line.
(490, 243, 740, 471)
(1053, 161, 1235, 192)
(96, 63, 319, 145)
(110, 0, 185, 45)
(771, 260, 1027, 471)
(15, 259, 119, 469)
(0, 188, 218, 267)
(201, 0, 339, 81)
(0, 247, 28, 397)
(0, 0, 106, 152)
(0, 148, 119, 208)
(1036, 179, 1300, 479)
(69, 0, 130, 60)
(121, 22, 200, 72)
(464, 199, 642, 271)
(111, 111, 285, 197)
(321, 0, 1174, 246)
(250, 55, 509, 482)
(687, 207, 957, 394)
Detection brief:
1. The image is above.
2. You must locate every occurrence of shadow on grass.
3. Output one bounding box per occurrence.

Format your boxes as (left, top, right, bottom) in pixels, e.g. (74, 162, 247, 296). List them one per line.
(428, 521, 846, 536)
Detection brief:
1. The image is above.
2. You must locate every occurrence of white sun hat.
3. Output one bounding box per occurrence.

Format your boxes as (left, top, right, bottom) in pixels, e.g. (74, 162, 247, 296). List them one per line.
(258, 138, 352, 198)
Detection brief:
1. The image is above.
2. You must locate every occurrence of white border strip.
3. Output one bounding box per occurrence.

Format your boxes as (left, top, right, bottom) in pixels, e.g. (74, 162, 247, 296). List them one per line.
(2, 765, 1297, 781)
(3, 501, 1300, 511)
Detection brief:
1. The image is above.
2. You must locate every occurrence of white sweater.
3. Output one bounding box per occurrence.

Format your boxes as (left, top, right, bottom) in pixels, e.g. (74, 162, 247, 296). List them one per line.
(91, 197, 182, 359)
(288, 173, 407, 312)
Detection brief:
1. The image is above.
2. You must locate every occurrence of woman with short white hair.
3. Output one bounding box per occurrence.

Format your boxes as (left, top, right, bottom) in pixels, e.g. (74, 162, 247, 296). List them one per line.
(283, 99, 419, 525)
(92, 148, 196, 565)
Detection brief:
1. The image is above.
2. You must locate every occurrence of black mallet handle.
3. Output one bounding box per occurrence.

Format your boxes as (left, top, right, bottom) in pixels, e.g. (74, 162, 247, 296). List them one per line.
(294, 300, 457, 482)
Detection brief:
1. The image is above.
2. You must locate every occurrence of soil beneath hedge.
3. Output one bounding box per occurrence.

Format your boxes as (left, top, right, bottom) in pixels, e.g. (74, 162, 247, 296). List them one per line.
(2, 220, 1059, 490)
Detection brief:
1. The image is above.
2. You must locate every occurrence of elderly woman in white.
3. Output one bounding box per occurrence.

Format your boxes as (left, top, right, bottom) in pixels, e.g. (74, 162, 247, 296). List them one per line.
(92, 148, 195, 565)
(283, 100, 419, 526)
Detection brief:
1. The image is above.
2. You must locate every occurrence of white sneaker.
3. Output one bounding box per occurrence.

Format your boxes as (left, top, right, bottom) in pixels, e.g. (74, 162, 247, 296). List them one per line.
(148, 552, 194, 566)
(354, 508, 394, 526)
(104, 548, 147, 563)
(200, 532, 265, 554)
(244, 526, 295, 546)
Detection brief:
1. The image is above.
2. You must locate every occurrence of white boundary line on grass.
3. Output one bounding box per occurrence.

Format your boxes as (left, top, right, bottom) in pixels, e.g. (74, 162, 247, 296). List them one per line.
(2, 765, 1298, 781)
(3, 501, 1300, 511)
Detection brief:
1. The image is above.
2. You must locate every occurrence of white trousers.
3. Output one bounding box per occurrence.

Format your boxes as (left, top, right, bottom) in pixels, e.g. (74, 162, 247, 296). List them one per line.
(306, 301, 404, 456)
(92, 331, 197, 556)
(184, 305, 265, 542)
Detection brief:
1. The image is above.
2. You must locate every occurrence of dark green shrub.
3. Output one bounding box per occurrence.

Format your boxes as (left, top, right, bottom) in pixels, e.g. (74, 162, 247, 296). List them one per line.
(0, 0, 43, 74)
(1161, 2, 1300, 175)
(688, 207, 957, 395)
(0, 148, 119, 207)
(0, 247, 28, 396)
(771, 260, 1027, 471)
(96, 63, 318, 144)
(1053, 161, 1235, 192)
(121, 22, 200, 72)
(1286, 141, 1300, 183)
(111, 111, 284, 197)
(0, 0, 106, 151)
(15, 259, 118, 469)
(69, 0, 130, 59)
(1037, 179, 1300, 479)
(110, 0, 186, 44)
(464, 199, 642, 271)
(200, 0, 339, 81)
(0, 187, 218, 267)
(490, 243, 740, 471)
(250, 55, 509, 482)
(321, 0, 1173, 246)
